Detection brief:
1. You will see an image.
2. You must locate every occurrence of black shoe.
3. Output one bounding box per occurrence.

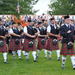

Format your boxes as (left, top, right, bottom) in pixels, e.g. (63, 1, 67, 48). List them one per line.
(34, 60, 37, 62)
(48, 57, 52, 60)
(36, 55, 38, 59)
(4, 61, 8, 64)
(57, 57, 60, 61)
(61, 64, 65, 69)
(73, 68, 75, 70)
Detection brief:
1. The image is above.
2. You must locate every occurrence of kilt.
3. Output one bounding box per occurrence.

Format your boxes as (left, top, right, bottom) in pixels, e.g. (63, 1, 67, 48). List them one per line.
(37, 37, 46, 50)
(0, 40, 8, 53)
(23, 38, 36, 51)
(45, 38, 59, 51)
(9, 39, 22, 51)
(74, 35, 75, 40)
(60, 43, 75, 56)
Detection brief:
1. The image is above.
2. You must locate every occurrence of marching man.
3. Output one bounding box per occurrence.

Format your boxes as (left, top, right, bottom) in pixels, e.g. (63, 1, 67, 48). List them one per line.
(60, 15, 75, 69)
(0, 21, 8, 63)
(37, 22, 48, 58)
(8, 24, 22, 59)
(45, 17, 61, 61)
(23, 21, 38, 62)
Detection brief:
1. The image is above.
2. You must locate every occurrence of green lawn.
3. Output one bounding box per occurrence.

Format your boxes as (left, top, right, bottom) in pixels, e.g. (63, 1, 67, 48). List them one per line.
(0, 51, 75, 75)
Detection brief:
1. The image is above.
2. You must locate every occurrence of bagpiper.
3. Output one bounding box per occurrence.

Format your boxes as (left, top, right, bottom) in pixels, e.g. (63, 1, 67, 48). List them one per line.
(45, 17, 61, 61)
(60, 15, 75, 69)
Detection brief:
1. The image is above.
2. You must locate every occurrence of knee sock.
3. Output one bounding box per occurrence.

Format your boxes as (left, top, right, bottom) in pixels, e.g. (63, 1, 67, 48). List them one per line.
(71, 56, 75, 68)
(56, 50, 60, 59)
(32, 51, 37, 61)
(25, 52, 29, 60)
(17, 50, 21, 58)
(62, 56, 66, 65)
(3, 52, 8, 62)
(22, 51, 26, 56)
(37, 50, 40, 57)
(43, 49, 47, 57)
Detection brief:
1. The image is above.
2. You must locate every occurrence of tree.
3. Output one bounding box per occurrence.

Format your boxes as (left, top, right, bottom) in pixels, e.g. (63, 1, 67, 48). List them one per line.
(0, 0, 17, 14)
(48, 0, 75, 15)
(19, 0, 38, 15)
(0, 0, 38, 15)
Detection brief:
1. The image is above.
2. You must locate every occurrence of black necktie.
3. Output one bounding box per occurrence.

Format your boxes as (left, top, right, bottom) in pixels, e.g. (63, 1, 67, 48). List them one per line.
(68, 25, 70, 29)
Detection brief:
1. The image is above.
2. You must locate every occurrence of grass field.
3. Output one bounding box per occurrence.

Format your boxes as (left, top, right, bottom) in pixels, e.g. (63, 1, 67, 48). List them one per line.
(0, 51, 75, 75)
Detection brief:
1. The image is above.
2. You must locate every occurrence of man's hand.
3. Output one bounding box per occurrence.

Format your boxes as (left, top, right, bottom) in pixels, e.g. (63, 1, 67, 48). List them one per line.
(55, 35, 61, 38)
(67, 30, 71, 33)
(35, 33, 38, 37)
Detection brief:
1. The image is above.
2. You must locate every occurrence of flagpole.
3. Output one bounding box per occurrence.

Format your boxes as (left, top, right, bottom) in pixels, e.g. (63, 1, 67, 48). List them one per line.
(16, 0, 20, 14)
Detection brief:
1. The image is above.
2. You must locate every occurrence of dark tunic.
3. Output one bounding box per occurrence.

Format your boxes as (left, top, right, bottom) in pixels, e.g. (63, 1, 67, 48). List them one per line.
(37, 27, 47, 50)
(0, 26, 8, 52)
(23, 26, 37, 51)
(9, 28, 22, 51)
(60, 24, 75, 55)
(45, 24, 59, 51)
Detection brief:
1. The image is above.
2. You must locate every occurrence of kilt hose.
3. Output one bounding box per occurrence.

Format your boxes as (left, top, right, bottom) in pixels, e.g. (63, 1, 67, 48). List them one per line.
(37, 37, 46, 50)
(21, 39, 24, 51)
(23, 38, 37, 52)
(61, 43, 75, 56)
(9, 39, 22, 51)
(45, 38, 59, 51)
(0, 39, 8, 53)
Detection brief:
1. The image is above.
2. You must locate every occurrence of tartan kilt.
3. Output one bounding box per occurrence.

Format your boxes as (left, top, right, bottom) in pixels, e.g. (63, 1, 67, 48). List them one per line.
(73, 35, 75, 40)
(37, 37, 46, 50)
(23, 38, 36, 51)
(60, 43, 75, 56)
(0, 40, 8, 53)
(9, 39, 22, 51)
(45, 38, 59, 51)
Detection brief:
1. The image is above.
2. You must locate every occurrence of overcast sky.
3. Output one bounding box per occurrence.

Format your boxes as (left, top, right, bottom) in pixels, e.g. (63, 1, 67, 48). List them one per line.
(33, 0, 50, 15)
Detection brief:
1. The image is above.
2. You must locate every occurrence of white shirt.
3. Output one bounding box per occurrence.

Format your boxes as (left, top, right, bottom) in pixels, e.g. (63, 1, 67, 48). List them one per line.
(65, 24, 69, 27)
(47, 25, 51, 33)
(8, 28, 13, 34)
(47, 24, 60, 33)
(54, 24, 56, 29)
(23, 26, 27, 33)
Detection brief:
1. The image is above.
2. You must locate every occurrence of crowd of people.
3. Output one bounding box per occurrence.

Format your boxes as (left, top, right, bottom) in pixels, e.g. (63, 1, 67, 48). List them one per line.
(0, 15, 75, 70)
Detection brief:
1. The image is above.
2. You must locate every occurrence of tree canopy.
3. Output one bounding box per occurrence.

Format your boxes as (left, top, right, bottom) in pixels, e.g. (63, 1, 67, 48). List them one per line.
(0, 0, 38, 15)
(48, 0, 75, 15)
